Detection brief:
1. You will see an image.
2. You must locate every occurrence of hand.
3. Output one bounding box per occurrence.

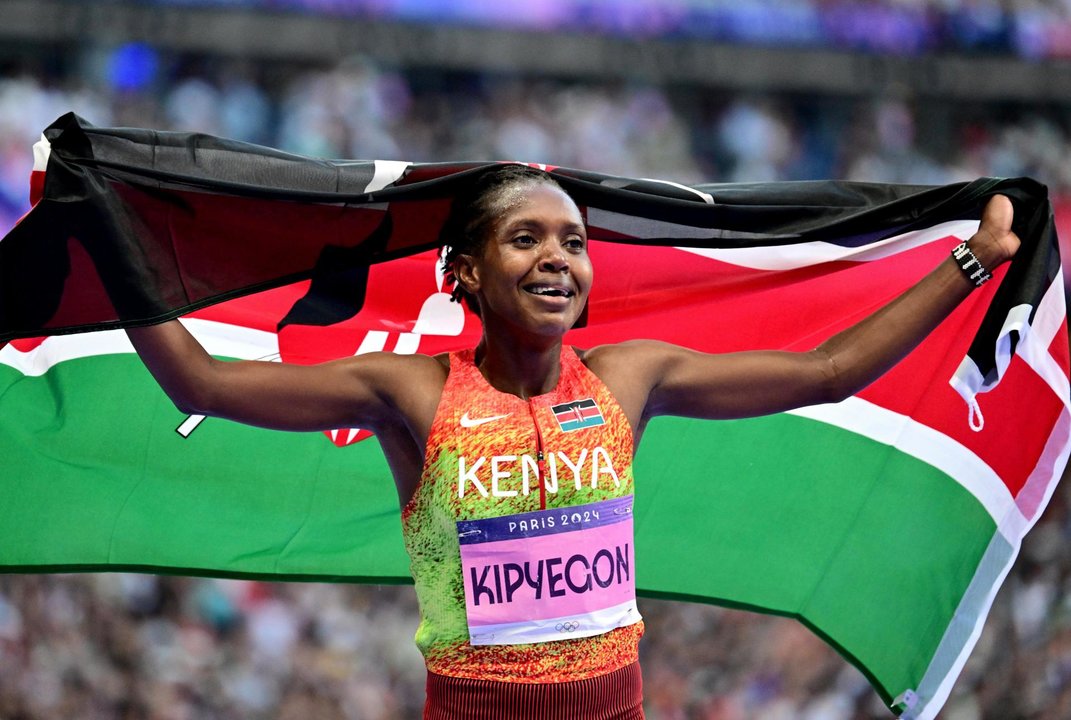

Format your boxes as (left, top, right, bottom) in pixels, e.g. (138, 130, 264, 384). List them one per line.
(969, 195, 1021, 271)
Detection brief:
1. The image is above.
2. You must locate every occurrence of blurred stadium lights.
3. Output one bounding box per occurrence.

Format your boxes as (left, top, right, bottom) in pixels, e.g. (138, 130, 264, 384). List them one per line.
(3, 0, 1071, 101)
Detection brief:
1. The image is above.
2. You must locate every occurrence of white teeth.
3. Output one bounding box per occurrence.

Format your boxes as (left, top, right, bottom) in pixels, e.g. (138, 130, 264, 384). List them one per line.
(527, 286, 571, 297)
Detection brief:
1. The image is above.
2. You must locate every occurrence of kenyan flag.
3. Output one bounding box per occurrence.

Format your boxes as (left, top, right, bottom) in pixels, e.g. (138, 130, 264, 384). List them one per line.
(0, 114, 1067, 719)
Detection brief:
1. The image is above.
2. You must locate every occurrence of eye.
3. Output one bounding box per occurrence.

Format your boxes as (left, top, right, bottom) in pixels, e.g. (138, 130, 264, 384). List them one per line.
(563, 236, 586, 252)
(512, 234, 537, 247)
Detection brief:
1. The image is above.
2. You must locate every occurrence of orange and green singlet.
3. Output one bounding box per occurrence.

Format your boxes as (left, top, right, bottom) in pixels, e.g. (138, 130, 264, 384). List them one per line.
(401, 345, 643, 683)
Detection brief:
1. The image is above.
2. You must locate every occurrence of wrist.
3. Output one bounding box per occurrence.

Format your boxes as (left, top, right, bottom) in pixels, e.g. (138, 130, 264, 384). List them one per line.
(967, 223, 1015, 272)
(951, 242, 992, 288)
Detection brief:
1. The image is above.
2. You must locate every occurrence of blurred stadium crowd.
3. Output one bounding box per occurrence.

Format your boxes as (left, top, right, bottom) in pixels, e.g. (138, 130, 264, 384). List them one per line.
(2, 52, 1071, 233)
(145, 0, 1071, 59)
(3, 26, 1071, 720)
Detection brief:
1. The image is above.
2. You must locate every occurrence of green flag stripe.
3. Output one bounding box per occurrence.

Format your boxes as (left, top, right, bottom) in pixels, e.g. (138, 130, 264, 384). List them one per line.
(789, 398, 1019, 537)
(634, 414, 995, 705)
(0, 355, 408, 577)
(1, 353, 1000, 708)
(2, 326, 1020, 539)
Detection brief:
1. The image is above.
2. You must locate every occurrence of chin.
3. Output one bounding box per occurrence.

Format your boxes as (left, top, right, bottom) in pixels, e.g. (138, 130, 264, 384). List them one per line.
(535, 304, 587, 336)
(481, 298, 585, 339)
(506, 312, 576, 340)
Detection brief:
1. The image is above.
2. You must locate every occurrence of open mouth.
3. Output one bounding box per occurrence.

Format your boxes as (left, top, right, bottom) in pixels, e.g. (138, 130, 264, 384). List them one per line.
(524, 284, 575, 298)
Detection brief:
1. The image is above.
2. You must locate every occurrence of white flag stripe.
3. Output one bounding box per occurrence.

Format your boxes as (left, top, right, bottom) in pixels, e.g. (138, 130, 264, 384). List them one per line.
(637, 177, 714, 204)
(32, 133, 51, 172)
(1021, 270, 1071, 407)
(673, 220, 979, 270)
(1032, 266, 1067, 350)
(0, 319, 278, 376)
(906, 529, 1021, 720)
(365, 160, 410, 194)
(951, 279, 1070, 440)
(182, 319, 280, 359)
(1017, 312, 1071, 420)
(1010, 276, 1071, 520)
(1015, 406, 1071, 525)
(908, 402, 1071, 720)
(2, 330, 126, 375)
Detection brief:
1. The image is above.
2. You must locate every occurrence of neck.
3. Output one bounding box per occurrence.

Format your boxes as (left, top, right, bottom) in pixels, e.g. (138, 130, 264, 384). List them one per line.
(474, 333, 563, 400)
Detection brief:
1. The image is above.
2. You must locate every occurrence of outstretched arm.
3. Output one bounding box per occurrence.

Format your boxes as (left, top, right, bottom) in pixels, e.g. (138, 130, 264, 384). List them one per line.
(807, 193, 1019, 401)
(595, 195, 1021, 423)
(126, 321, 441, 433)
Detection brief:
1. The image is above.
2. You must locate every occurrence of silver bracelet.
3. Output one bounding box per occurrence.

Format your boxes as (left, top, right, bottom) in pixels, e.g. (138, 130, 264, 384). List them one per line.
(951, 242, 991, 287)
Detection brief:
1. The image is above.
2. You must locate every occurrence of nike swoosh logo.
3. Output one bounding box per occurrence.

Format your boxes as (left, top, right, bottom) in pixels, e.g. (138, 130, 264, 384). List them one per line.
(460, 412, 511, 428)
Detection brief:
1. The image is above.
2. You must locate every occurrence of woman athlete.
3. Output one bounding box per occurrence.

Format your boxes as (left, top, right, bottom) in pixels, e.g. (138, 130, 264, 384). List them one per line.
(126, 165, 1020, 719)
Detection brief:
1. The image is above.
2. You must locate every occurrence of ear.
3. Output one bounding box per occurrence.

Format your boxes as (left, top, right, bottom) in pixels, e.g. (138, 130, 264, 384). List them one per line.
(453, 253, 480, 295)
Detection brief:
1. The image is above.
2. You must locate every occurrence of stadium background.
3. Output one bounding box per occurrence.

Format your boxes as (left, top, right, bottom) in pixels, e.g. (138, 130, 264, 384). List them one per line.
(2, 1, 1071, 717)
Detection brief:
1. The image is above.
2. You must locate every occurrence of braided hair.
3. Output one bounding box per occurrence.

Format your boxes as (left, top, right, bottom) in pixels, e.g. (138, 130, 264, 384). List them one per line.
(440, 164, 566, 315)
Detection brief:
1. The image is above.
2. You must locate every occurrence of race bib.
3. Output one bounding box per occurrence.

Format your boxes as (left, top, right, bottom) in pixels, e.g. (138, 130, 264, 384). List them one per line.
(456, 495, 640, 646)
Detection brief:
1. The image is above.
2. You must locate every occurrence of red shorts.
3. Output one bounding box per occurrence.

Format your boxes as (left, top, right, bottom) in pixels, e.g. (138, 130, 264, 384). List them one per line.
(423, 661, 644, 720)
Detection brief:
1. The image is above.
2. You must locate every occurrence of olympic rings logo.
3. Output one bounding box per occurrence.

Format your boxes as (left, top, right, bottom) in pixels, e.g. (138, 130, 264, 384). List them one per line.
(555, 621, 581, 633)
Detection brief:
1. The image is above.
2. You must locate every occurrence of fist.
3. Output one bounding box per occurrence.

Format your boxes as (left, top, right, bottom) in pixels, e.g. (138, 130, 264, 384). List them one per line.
(971, 195, 1021, 269)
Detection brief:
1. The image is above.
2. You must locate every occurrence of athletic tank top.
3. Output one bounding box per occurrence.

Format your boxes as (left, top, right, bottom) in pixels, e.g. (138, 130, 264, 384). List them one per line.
(402, 345, 643, 683)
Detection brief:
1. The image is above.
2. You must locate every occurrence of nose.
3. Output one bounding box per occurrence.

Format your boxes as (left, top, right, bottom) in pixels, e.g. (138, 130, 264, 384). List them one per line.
(538, 244, 569, 272)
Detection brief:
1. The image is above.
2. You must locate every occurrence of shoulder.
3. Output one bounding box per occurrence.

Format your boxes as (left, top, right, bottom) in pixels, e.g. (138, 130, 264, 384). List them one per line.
(580, 339, 682, 376)
(578, 340, 684, 426)
(333, 350, 451, 437)
(581, 339, 730, 398)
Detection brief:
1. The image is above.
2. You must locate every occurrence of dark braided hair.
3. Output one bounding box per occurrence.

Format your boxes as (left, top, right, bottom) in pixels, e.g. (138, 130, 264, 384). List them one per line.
(440, 164, 566, 315)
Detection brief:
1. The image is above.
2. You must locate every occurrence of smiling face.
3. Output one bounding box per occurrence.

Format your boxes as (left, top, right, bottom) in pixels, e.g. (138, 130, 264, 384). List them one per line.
(453, 182, 592, 340)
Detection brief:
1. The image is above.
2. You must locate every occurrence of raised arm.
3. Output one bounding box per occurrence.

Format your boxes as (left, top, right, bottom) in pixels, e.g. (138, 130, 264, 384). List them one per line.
(591, 195, 1021, 425)
(126, 320, 444, 434)
(806, 195, 1018, 400)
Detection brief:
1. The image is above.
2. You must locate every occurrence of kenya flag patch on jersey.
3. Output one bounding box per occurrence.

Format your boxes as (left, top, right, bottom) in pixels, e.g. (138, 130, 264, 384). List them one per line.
(552, 398, 606, 432)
